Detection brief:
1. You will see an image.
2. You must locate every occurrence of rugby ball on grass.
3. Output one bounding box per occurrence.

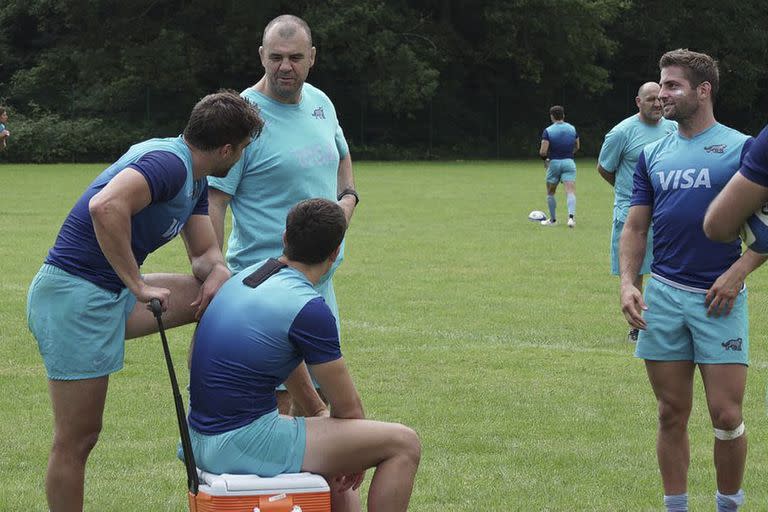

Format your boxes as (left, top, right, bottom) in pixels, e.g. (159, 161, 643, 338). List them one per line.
(741, 202, 768, 254)
(528, 210, 547, 222)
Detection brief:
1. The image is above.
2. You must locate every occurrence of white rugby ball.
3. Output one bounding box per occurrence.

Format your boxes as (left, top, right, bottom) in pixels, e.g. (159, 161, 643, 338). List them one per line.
(741, 202, 768, 254)
(528, 210, 547, 222)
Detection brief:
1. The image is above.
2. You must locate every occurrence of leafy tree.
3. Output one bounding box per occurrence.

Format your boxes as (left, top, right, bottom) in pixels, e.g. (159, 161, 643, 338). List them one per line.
(0, 0, 766, 161)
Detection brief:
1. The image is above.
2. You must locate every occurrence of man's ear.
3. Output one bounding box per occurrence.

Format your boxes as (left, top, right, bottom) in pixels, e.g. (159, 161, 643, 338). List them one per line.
(328, 244, 341, 263)
(698, 81, 712, 101)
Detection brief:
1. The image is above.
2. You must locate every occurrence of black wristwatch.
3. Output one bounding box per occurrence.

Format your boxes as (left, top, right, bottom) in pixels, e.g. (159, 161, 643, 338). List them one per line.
(337, 188, 360, 206)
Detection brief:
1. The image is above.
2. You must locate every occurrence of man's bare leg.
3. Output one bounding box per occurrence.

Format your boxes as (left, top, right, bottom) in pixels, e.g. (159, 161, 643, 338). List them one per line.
(302, 417, 420, 512)
(645, 360, 695, 495)
(125, 273, 202, 338)
(700, 363, 747, 494)
(46, 377, 109, 512)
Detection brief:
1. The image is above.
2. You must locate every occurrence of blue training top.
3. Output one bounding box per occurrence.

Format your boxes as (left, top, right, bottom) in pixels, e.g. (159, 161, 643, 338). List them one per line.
(45, 136, 208, 292)
(208, 83, 349, 279)
(542, 122, 578, 160)
(739, 124, 768, 187)
(631, 123, 753, 290)
(598, 115, 677, 221)
(188, 260, 342, 435)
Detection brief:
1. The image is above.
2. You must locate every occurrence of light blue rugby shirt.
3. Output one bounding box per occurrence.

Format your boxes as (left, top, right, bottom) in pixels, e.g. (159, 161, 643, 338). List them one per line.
(208, 84, 349, 282)
(542, 122, 578, 160)
(598, 115, 677, 221)
(631, 123, 753, 290)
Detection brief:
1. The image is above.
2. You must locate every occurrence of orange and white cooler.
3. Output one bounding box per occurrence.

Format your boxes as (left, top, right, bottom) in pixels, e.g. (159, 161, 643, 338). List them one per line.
(187, 471, 331, 512)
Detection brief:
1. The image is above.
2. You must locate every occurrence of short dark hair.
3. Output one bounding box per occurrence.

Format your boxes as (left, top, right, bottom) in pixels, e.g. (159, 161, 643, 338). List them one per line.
(659, 48, 719, 101)
(284, 198, 347, 264)
(549, 105, 565, 120)
(263, 14, 313, 46)
(183, 90, 263, 151)
(0, 107, 6, 116)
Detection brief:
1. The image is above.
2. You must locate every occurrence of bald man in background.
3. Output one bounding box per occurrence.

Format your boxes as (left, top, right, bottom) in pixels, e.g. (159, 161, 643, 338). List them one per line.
(598, 82, 677, 342)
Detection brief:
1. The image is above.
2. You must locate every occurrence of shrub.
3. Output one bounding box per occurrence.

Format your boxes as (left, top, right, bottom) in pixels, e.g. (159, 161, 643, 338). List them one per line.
(1, 110, 144, 163)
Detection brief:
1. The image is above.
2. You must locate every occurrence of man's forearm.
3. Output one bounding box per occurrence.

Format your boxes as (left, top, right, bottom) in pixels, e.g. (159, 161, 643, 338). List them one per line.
(727, 249, 768, 282)
(284, 363, 328, 417)
(190, 248, 229, 283)
(337, 154, 356, 223)
(332, 398, 365, 420)
(619, 228, 648, 286)
(207, 190, 230, 251)
(209, 205, 227, 251)
(337, 153, 355, 191)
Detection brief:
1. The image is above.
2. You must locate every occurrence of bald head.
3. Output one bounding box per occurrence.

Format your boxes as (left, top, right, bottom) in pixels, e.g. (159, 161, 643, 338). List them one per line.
(262, 15, 313, 46)
(636, 82, 663, 124)
(637, 82, 660, 97)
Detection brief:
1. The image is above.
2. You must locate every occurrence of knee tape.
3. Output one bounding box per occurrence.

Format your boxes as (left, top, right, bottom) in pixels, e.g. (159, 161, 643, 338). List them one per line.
(714, 421, 745, 441)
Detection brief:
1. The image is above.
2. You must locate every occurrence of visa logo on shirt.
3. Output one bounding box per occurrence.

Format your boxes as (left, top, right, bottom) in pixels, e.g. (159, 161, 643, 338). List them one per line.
(656, 168, 711, 191)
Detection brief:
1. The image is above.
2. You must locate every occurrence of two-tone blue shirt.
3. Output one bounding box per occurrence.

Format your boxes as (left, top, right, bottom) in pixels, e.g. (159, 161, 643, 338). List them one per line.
(45, 136, 208, 292)
(631, 123, 753, 290)
(739, 124, 768, 186)
(189, 261, 342, 434)
(542, 122, 578, 160)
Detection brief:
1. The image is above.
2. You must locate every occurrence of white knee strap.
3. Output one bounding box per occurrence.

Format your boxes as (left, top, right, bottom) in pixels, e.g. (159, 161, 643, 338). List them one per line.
(714, 422, 745, 441)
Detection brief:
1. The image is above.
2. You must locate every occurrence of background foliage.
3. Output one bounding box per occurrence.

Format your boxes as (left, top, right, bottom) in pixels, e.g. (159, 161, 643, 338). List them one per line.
(1, 0, 767, 162)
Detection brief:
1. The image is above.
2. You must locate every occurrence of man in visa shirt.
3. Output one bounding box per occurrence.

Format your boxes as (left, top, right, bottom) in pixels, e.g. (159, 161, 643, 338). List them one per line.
(619, 49, 765, 512)
(26, 90, 263, 512)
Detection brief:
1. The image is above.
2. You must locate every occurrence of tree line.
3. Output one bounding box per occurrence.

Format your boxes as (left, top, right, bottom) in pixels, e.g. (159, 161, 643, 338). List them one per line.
(1, 0, 766, 162)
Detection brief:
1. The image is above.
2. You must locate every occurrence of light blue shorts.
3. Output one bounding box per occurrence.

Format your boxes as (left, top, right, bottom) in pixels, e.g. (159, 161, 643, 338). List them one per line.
(546, 158, 577, 184)
(27, 264, 137, 380)
(635, 278, 749, 365)
(611, 218, 653, 275)
(188, 410, 306, 476)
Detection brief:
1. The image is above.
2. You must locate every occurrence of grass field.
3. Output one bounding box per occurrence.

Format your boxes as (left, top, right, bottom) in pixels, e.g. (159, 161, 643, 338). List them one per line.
(1, 160, 767, 511)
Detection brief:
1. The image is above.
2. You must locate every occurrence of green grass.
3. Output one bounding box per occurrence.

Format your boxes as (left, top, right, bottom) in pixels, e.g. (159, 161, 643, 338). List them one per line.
(1, 161, 767, 511)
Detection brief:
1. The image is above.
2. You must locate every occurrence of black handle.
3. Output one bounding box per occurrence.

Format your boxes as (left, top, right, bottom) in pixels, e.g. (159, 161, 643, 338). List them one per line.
(149, 298, 162, 317)
(149, 296, 199, 495)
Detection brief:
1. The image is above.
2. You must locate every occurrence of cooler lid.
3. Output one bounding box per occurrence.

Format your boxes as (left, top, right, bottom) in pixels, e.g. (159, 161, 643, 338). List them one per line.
(198, 471, 330, 494)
